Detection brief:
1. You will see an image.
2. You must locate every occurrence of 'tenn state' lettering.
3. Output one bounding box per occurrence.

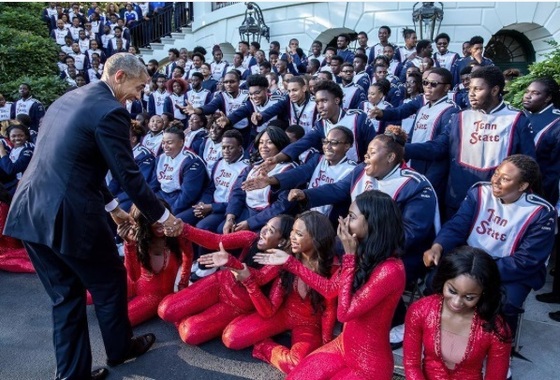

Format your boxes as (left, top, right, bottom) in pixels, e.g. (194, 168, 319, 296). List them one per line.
(158, 163, 174, 180)
(470, 120, 499, 144)
(475, 208, 508, 241)
(311, 170, 335, 187)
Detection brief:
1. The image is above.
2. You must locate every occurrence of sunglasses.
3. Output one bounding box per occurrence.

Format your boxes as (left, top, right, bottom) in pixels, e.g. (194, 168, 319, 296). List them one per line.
(422, 80, 449, 88)
(322, 139, 347, 147)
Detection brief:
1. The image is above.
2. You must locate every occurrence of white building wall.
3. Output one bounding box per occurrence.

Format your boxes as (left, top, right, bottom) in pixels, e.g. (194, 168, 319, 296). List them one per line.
(147, 2, 560, 64)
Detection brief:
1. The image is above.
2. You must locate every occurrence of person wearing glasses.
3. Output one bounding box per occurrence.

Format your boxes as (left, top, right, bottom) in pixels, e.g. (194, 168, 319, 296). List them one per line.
(289, 126, 439, 348)
(214, 75, 283, 150)
(242, 126, 356, 225)
(423, 155, 556, 346)
(186, 70, 250, 143)
(433, 33, 460, 71)
(339, 63, 366, 110)
(406, 66, 535, 219)
(264, 80, 375, 167)
(377, 68, 460, 204)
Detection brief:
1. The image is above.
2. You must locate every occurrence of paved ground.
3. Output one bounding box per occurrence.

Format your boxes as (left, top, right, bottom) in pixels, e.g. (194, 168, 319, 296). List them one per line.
(1, 269, 559, 379)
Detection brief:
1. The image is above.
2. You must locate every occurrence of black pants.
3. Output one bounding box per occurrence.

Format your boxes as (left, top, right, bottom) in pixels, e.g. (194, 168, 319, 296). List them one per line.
(24, 241, 132, 380)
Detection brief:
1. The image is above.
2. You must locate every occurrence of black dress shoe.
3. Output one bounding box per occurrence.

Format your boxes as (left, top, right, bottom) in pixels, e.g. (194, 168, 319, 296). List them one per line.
(107, 333, 156, 367)
(549, 311, 560, 322)
(390, 341, 403, 350)
(91, 367, 109, 380)
(536, 292, 560, 304)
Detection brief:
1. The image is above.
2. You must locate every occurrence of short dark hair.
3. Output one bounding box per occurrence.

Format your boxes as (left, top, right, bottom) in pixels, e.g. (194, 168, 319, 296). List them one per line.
(192, 52, 205, 62)
(470, 65, 505, 94)
(163, 125, 185, 140)
(357, 31, 368, 38)
(269, 50, 279, 58)
(250, 41, 260, 50)
(270, 41, 280, 49)
(193, 45, 207, 56)
(168, 48, 180, 57)
(435, 33, 451, 43)
(379, 25, 392, 35)
(354, 53, 368, 63)
(328, 126, 354, 146)
(416, 39, 432, 54)
(239, 41, 250, 48)
(190, 72, 203, 80)
(308, 58, 320, 70)
(531, 77, 560, 108)
(285, 124, 305, 140)
(371, 79, 391, 96)
(427, 67, 452, 86)
(402, 28, 416, 39)
(330, 55, 344, 65)
(314, 80, 343, 101)
(259, 61, 272, 70)
(222, 129, 243, 146)
(312, 40, 323, 48)
(338, 33, 351, 43)
(246, 74, 269, 88)
(459, 65, 473, 76)
(317, 70, 333, 81)
(470, 35, 484, 45)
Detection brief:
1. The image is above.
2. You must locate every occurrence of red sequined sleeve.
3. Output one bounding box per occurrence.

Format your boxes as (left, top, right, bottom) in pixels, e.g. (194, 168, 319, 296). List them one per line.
(321, 297, 338, 344)
(241, 276, 285, 318)
(484, 318, 512, 380)
(283, 255, 341, 299)
(337, 255, 404, 323)
(180, 224, 257, 251)
(177, 236, 195, 290)
(224, 254, 245, 270)
(403, 299, 427, 380)
(124, 242, 141, 283)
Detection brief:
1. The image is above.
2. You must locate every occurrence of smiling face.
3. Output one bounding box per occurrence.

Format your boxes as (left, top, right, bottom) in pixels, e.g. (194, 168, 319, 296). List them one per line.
(290, 219, 315, 257)
(188, 114, 204, 131)
(287, 82, 306, 104)
(442, 274, 483, 315)
(162, 132, 184, 158)
(9, 127, 27, 148)
(148, 116, 164, 133)
(364, 139, 395, 178)
(491, 161, 528, 204)
(367, 85, 383, 105)
(248, 86, 267, 106)
(257, 217, 285, 251)
(257, 132, 280, 160)
(322, 128, 350, 165)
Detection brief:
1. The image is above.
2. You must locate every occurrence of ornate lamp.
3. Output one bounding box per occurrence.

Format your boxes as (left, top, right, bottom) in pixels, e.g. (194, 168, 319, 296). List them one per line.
(412, 2, 444, 41)
(238, 2, 270, 44)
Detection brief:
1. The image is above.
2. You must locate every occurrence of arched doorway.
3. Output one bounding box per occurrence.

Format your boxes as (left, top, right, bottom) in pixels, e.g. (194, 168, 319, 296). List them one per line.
(217, 42, 236, 63)
(312, 28, 357, 55)
(484, 30, 535, 74)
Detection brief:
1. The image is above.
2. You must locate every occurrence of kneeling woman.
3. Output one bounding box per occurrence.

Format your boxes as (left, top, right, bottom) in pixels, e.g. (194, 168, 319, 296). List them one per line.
(256, 191, 406, 379)
(404, 246, 511, 379)
(223, 211, 338, 374)
(157, 215, 294, 345)
(118, 200, 194, 326)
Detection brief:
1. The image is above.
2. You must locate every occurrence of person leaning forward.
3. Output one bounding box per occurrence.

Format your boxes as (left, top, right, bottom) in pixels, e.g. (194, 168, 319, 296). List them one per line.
(3, 53, 183, 380)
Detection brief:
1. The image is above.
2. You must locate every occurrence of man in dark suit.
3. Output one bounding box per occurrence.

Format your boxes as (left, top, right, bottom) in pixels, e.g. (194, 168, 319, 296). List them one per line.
(4, 53, 183, 380)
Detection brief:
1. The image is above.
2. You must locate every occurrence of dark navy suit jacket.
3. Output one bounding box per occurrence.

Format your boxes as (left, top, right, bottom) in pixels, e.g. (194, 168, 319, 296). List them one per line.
(4, 81, 165, 258)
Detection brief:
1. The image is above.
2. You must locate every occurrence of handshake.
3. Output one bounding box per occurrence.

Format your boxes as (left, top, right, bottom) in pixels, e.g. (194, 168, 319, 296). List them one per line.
(110, 206, 184, 238)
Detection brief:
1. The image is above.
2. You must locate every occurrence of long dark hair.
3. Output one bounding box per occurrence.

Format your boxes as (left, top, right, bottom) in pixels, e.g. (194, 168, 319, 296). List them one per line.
(129, 200, 181, 272)
(281, 211, 336, 312)
(245, 215, 295, 268)
(251, 125, 291, 164)
(352, 190, 404, 293)
(432, 246, 511, 342)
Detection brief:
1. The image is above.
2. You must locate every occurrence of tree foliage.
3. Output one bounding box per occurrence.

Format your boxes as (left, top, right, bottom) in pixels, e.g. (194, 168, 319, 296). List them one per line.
(505, 41, 560, 108)
(0, 2, 68, 107)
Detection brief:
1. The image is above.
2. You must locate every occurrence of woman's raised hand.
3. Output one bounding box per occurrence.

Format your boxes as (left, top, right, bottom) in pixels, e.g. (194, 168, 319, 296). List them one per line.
(198, 241, 229, 268)
(254, 249, 290, 266)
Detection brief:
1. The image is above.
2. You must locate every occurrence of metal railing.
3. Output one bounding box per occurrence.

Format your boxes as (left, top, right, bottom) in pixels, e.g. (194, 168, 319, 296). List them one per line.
(129, 3, 194, 49)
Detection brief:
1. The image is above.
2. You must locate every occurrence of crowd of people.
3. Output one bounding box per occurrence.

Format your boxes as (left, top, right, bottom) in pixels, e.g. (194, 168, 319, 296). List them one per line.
(1, 2, 560, 380)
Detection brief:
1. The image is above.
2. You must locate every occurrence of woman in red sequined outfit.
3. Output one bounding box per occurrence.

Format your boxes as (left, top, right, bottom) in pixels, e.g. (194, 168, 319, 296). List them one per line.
(404, 246, 511, 379)
(157, 215, 294, 345)
(256, 190, 406, 379)
(222, 211, 339, 375)
(117, 200, 194, 326)
(0, 185, 34, 273)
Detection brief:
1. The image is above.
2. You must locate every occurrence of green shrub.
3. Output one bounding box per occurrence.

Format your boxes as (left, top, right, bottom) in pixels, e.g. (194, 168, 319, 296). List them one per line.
(0, 76, 69, 108)
(0, 10, 50, 37)
(505, 41, 560, 108)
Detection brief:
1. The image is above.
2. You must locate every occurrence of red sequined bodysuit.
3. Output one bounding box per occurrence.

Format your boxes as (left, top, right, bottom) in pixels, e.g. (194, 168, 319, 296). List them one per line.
(0, 202, 34, 273)
(403, 294, 511, 380)
(222, 261, 338, 374)
(283, 255, 405, 380)
(157, 225, 281, 345)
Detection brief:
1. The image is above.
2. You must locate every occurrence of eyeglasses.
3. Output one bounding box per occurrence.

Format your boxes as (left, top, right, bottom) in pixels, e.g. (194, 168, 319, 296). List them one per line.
(422, 80, 449, 88)
(322, 139, 347, 147)
(249, 89, 264, 96)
